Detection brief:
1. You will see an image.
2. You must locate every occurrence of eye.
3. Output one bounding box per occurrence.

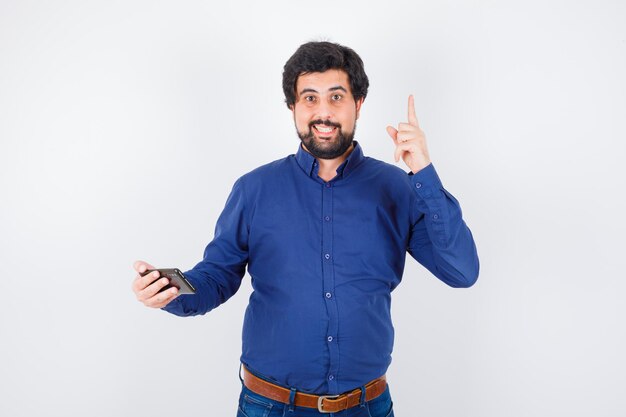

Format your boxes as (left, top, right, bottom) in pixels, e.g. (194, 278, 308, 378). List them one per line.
(304, 95, 316, 102)
(332, 94, 342, 101)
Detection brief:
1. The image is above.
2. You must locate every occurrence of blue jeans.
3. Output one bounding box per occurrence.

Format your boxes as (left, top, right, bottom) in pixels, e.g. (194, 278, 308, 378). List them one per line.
(236, 368, 395, 417)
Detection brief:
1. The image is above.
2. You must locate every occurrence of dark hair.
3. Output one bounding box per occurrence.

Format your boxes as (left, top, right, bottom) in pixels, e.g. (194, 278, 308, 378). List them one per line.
(282, 41, 369, 109)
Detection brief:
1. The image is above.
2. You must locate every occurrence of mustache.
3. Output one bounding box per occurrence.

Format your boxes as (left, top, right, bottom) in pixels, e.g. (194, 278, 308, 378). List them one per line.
(308, 120, 341, 129)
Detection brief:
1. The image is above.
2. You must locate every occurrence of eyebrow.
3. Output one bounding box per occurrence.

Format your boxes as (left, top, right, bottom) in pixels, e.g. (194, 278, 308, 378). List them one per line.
(298, 86, 348, 96)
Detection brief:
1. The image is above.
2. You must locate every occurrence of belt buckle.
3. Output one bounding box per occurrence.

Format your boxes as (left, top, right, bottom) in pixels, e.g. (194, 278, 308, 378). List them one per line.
(317, 394, 340, 413)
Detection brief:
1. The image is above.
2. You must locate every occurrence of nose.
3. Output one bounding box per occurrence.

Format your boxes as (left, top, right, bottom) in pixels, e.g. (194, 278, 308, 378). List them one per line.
(315, 98, 334, 120)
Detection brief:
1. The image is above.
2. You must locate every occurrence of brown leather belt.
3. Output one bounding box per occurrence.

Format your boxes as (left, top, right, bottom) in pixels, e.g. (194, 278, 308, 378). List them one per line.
(241, 364, 387, 414)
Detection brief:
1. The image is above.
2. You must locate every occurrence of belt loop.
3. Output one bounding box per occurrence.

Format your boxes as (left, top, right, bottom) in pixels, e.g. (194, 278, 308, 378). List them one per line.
(359, 385, 367, 407)
(287, 387, 297, 412)
(238, 363, 244, 385)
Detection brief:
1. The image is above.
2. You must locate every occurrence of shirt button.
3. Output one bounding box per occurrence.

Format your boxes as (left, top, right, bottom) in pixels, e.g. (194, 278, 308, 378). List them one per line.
(325, 183, 331, 188)
(324, 253, 330, 260)
(325, 292, 332, 299)
(324, 216, 331, 222)
(433, 214, 439, 220)
(327, 336, 333, 342)
(415, 182, 422, 188)
(328, 375, 334, 381)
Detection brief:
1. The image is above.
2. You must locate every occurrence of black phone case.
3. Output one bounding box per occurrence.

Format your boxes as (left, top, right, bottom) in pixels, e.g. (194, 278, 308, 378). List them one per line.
(142, 268, 196, 295)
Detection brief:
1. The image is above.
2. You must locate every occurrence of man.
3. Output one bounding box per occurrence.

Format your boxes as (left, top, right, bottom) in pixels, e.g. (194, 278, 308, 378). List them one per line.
(132, 41, 479, 416)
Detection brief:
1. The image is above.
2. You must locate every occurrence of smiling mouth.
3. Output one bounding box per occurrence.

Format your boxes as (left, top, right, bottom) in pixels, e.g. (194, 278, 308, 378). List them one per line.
(313, 125, 337, 137)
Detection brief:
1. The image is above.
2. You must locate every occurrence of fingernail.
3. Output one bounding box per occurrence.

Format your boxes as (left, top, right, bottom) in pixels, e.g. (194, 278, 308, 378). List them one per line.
(161, 278, 168, 285)
(153, 271, 159, 277)
(139, 266, 145, 272)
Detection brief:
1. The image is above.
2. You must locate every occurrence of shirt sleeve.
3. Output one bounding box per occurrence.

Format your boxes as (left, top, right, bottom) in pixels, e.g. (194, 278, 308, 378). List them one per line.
(406, 163, 480, 288)
(161, 177, 249, 316)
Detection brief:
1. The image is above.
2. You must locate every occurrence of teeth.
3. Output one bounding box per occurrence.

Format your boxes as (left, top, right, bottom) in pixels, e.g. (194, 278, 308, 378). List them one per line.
(315, 125, 334, 133)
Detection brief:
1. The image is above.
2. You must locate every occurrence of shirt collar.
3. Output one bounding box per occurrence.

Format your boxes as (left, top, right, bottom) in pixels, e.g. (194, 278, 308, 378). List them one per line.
(295, 140, 365, 180)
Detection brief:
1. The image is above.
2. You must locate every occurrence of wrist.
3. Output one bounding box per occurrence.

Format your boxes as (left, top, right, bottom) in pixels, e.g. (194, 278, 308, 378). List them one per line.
(410, 159, 432, 174)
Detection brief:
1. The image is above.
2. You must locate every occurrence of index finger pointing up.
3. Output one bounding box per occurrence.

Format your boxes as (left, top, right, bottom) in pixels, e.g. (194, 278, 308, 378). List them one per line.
(408, 94, 420, 127)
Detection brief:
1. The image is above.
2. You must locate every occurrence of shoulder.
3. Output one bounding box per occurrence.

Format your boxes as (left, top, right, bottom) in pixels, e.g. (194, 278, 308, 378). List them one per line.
(235, 155, 293, 188)
(360, 156, 414, 184)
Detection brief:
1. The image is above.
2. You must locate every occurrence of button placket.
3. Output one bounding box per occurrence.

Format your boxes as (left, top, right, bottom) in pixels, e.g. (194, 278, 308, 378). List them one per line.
(321, 181, 339, 392)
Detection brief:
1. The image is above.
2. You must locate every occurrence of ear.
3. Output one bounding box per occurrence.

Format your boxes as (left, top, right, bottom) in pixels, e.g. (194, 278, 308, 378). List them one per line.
(355, 97, 364, 120)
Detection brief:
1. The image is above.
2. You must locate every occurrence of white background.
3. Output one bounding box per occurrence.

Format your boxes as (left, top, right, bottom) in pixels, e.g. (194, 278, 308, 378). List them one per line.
(1, 1, 625, 416)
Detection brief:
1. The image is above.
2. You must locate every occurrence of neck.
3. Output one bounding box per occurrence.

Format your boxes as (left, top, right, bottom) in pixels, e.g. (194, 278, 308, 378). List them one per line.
(302, 142, 355, 182)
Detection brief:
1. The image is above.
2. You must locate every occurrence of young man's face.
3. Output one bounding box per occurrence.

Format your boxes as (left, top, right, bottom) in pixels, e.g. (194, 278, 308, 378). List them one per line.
(290, 69, 364, 160)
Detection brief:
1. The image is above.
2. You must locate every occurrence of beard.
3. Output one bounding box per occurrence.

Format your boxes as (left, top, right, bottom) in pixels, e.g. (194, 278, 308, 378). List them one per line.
(296, 119, 356, 160)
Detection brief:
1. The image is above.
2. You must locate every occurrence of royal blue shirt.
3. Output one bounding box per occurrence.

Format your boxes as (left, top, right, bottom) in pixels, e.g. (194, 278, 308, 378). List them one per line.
(162, 140, 479, 395)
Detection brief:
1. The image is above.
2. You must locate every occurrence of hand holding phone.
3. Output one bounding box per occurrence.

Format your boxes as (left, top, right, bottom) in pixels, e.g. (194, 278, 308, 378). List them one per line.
(132, 260, 194, 309)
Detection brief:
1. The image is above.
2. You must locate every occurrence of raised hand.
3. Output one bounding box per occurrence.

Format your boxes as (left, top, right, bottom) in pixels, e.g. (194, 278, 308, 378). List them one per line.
(386, 94, 431, 173)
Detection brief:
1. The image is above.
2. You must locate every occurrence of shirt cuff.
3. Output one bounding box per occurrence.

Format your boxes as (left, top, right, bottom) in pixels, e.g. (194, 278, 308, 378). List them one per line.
(408, 163, 443, 199)
(160, 295, 183, 313)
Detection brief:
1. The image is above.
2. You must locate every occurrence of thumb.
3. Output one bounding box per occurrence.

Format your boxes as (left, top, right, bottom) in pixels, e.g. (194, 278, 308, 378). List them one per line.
(386, 126, 398, 144)
(134, 260, 156, 275)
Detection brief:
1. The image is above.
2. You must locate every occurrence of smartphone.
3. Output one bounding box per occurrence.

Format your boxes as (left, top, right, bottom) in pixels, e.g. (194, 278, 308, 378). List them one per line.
(141, 268, 196, 295)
